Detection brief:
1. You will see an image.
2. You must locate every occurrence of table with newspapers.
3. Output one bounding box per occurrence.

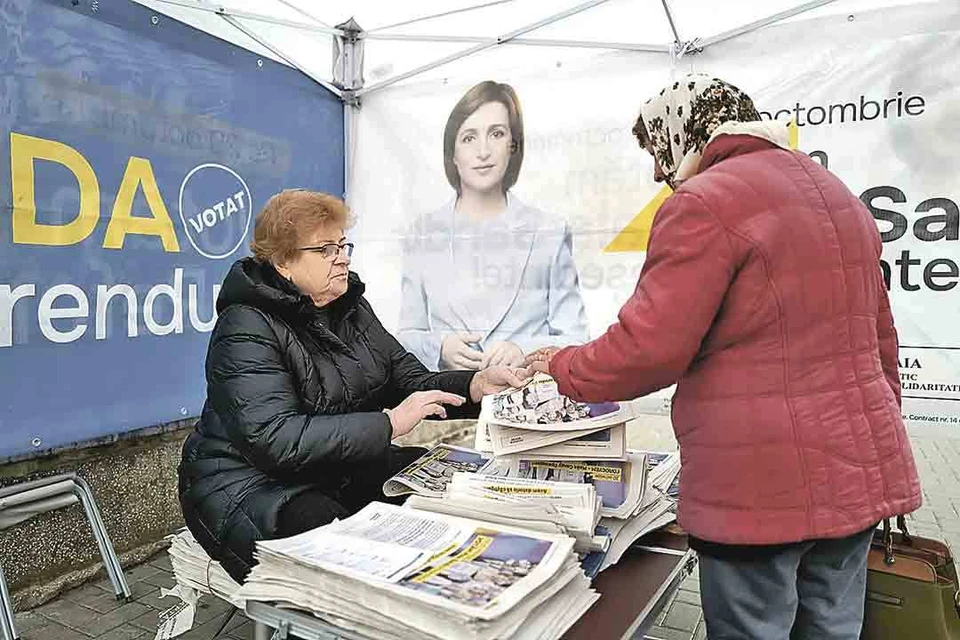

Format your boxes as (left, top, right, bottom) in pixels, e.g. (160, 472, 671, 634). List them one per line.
(244, 530, 696, 640)
(164, 379, 692, 640)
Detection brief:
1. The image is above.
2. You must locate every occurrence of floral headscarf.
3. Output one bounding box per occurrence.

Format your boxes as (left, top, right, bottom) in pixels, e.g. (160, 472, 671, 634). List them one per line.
(639, 74, 766, 184)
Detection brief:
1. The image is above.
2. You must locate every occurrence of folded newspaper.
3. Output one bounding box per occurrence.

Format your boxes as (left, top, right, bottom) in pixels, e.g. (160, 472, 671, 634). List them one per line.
(155, 529, 242, 640)
(407, 472, 606, 553)
(234, 502, 600, 640)
(643, 450, 681, 504)
(486, 374, 628, 431)
(480, 421, 627, 459)
(598, 450, 682, 572)
(480, 453, 648, 519)
(383, 444, 490, 497)
(472, 375, 632, 462)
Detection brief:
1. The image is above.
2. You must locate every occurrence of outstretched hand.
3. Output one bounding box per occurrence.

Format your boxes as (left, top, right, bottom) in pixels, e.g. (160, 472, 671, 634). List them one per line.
(523, 346, 562, 376)
(386, 390, 466, 439)
(469, 366, 531, 402)
(524, 346, 561, 365)
(527, 360, 550, 375)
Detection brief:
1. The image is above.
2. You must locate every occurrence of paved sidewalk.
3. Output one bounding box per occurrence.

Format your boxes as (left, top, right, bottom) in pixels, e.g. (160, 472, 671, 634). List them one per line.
(13, 435, 959, 640)
(13, 551, 248, 640)
(643, 435, 960, 640)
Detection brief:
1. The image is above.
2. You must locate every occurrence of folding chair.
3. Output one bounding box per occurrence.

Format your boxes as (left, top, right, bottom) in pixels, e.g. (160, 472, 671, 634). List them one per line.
(0, 473, 131, 640)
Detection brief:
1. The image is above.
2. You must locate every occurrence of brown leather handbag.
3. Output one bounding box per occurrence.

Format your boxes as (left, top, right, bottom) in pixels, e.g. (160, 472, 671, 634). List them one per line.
(861, 515, 960, 639)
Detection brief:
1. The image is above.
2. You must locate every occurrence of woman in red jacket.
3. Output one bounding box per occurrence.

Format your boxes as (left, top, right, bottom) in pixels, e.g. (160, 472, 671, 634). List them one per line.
(529, 74, 921, 639)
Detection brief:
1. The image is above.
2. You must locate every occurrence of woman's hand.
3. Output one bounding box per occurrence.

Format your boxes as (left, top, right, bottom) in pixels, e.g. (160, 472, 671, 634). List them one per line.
(385, 391, 466, 439)
(469, 366, 530, 402)
(524, 346, 562, 375)
(481, 341, 524, 369)
(524, 347, 560, 375)
(440, 332, 483, 370)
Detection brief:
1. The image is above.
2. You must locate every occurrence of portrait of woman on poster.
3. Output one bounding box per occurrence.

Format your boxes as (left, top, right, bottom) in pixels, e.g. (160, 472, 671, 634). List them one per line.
(397, 80, 589, 372)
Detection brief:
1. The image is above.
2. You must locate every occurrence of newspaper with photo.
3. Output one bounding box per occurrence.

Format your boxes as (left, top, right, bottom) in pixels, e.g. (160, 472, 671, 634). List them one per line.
(240, 503, 580, 609)
(236, 503, 595, 640)
(480, 452, 648, 519)
(484, 374, 632, 432)
(448, 473, 601, 545)
(383, 443, 490, 497)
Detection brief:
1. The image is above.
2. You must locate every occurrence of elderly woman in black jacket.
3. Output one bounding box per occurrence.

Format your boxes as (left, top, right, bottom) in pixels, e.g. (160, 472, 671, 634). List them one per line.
(179, 189, 527, 582)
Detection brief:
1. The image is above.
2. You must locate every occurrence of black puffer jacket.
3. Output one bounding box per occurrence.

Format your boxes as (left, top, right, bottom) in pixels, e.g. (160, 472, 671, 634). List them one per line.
(178, 258, 477, 582)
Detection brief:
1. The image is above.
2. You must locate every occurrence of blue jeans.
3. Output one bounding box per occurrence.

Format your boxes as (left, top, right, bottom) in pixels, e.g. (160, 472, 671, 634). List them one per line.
(699, 526, 874, 640)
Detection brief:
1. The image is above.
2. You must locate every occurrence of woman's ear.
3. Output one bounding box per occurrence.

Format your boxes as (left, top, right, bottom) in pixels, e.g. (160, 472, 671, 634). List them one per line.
(274, 261, 292, 281)
(510, 140, 518, 154)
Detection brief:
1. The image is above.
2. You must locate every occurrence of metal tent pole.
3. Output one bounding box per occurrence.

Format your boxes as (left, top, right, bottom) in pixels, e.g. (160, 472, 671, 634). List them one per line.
(660, 0, 683, 47)
(368, 0, 518, 33)
(362, 32, 670, 53)
(167, 0, 342, 96)
(217, 13, 343, 97)
(698, 0, 839, 49)
(334, 20, 364, 203)
(273, 0, 333, 29)
(357, 0, 619, 97)
(146, 0, 343, 35)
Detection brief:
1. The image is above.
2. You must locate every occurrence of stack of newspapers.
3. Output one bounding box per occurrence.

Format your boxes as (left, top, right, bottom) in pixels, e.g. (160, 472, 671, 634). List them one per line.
(410, 471, 605, 554)
(472, 449, 681, 573)
(474, 374, 630, 459)
(383, 447, 681, 576)
(596, 449, 681, 571)
(234, 502, 599, 640)
(383, 444, 606, 555)
(162, 378, 685, 639)
(379, 374, 684, 577)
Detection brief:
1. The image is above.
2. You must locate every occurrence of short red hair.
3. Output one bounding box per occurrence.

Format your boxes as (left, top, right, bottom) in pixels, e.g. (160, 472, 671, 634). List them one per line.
(250, 189, 353, 265)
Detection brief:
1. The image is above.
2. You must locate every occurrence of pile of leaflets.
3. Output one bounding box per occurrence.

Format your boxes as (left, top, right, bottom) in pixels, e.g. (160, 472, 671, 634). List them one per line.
(164, 377, 685, 640)
(382, 449, 680, 577)
(235, 503, 599, 640)
(596, 450, 681, 572)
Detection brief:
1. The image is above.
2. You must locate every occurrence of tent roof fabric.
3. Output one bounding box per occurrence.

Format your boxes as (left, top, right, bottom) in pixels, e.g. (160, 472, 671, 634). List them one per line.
(133, 0, 937, 97)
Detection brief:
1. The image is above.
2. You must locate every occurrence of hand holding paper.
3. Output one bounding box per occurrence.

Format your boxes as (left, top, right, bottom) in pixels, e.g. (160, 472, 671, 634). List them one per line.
(524, 346, 561, 375)
(469, 366, 530, 402)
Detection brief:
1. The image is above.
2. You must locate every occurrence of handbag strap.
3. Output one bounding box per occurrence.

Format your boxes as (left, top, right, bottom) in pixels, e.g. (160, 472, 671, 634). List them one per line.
(881, 514, 914, 566)
(897, 514, 912, 545)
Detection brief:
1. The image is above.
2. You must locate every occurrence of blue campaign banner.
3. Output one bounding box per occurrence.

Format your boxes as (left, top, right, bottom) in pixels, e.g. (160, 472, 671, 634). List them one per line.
(0, 0, 344, 459)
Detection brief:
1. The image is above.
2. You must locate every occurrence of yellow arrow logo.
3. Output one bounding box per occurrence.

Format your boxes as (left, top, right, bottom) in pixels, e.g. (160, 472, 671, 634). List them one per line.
(604, 184, 672, 253)
(604, 120, 799, 253)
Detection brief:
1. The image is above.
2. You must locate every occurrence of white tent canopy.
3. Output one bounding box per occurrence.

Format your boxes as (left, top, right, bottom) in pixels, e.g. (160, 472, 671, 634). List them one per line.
(127, 0, 960, 437)
(133, 0, 930, 98)
(132, 0, 940, 193)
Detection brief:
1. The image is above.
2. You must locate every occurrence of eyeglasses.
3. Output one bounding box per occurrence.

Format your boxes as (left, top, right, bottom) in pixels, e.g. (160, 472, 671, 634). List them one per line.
(298, 242, 355, 261)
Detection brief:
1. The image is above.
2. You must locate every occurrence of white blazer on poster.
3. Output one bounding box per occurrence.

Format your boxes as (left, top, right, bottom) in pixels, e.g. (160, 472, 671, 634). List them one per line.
(398, 194, 588, 370)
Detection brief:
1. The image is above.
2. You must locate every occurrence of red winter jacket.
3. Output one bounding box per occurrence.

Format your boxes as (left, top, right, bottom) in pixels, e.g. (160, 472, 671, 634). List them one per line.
(550, 135, 921, 545)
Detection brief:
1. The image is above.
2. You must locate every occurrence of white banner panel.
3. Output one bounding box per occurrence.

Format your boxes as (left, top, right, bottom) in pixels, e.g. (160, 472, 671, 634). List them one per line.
(698, 3, 960, 433)
(348, 2, 960, 432)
